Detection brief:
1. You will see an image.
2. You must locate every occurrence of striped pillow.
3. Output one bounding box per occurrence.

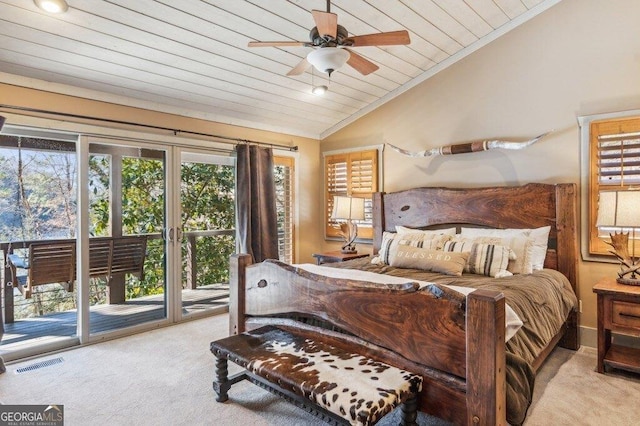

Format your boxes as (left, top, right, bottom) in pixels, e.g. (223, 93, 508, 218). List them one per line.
(443, 240, 513, 278)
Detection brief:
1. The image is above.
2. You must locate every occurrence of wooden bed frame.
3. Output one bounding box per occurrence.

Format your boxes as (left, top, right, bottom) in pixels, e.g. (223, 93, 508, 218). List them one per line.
(229, 183, 579, 425)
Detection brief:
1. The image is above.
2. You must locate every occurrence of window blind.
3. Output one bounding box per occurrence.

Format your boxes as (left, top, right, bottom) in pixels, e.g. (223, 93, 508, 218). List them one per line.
(589, 117, 640, 255)
(325, 149, 378, 239)
(274, 156, 295, 263)
(598, 135, 640, 185)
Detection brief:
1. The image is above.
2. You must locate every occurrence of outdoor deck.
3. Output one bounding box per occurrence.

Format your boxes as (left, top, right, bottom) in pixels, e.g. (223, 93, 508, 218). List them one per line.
(1, 284, 229, 352)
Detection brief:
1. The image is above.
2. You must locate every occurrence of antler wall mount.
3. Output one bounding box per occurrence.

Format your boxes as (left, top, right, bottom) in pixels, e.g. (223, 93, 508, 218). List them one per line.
(387, 132, 551, 158)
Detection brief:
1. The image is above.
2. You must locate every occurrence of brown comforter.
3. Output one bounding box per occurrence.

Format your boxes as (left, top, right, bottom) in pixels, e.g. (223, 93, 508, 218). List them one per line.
(327, 257, 578, 425)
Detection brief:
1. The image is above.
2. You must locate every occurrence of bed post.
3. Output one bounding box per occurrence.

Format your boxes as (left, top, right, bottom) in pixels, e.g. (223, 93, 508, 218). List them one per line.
(229, 253, 251, 336)
(555, 183, 580, 350)
(466, 289, 506, 426)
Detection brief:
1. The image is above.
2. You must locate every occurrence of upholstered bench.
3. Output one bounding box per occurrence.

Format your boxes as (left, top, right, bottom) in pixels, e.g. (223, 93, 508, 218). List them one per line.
(210, 325, 422, 426)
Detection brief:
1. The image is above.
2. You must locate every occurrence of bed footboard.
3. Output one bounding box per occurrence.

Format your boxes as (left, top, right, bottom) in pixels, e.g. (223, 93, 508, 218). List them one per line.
(229, 254, 507, 425)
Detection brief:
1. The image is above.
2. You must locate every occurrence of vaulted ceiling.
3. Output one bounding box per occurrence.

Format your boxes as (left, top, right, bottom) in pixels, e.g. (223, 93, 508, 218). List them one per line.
(0, 0, 560, 139)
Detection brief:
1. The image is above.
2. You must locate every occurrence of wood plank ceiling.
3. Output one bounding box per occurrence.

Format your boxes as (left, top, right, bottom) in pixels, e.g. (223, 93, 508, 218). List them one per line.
(0, 0, 560, 139)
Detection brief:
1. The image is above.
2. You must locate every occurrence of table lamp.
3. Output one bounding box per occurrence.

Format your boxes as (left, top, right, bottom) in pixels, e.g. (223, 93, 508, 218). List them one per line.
(331, 196, 365, 254)
(596, 189, 640, 285)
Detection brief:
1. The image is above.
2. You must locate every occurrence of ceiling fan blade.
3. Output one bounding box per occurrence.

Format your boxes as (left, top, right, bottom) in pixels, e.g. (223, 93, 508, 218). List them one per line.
(286, 58, 311, 76)
(248, 41, 307, 47)
(345, 49, 379, 75)
(347, 30, 411, 47)
(312, 10, 338, 38)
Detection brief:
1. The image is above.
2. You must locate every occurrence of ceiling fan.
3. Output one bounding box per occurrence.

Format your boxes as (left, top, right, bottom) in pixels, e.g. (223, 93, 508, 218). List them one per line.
(248, 0, 410, 77)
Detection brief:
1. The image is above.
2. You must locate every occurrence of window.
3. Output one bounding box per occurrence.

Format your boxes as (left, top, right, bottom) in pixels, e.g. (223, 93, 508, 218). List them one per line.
(324, 148, 379, 240)
(587, 115, 640, 256)
(274, 156, 295, 263)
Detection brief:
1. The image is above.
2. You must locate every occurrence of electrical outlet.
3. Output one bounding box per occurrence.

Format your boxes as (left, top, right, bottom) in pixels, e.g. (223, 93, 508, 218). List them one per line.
(579, 299, 583, 313)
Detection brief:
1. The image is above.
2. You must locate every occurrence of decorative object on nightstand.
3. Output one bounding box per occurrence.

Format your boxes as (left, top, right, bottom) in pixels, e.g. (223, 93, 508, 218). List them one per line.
(593, 277, 640, 375)
(331, 195, 365, 254)
(596, 189, 640, 285)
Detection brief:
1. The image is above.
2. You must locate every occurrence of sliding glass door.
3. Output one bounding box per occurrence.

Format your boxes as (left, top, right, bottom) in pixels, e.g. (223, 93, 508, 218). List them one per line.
(84, 140, 170, 338)
(177, 150, 234, 318)
(0, 128, 80, 359)
(0, 126, 238, 360)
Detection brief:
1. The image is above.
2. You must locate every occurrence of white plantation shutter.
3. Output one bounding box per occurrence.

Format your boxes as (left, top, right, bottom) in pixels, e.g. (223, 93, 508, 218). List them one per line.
(589, 116, 640, 255)
(597, 134, 640, 186)
(325, 149, 378, 239)
(274, 156, 294, 263)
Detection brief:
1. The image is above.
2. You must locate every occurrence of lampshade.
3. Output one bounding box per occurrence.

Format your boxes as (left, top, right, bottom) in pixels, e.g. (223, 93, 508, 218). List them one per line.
(307, 48, 350, 76)
(332, 196, 365, 221)
(34, 0, 69, 13)
(312, 85, 328, 95)
(597, 190, 640, 228)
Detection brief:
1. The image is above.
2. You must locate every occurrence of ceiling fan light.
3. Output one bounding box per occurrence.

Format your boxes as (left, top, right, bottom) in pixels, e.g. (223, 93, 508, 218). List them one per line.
(307, 48, 350, 76)
(312, 85, 328, 95)
(34, 0, 69, 13)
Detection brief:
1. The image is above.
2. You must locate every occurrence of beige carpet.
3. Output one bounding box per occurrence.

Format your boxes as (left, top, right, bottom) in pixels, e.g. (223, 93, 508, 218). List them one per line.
(1, 314, 639, 426)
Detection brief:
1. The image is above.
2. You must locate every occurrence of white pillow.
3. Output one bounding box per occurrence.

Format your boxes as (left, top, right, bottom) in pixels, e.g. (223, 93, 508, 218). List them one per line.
(459, 227, 550, 273)
(395, 226, 457, 236)
(528, 226, 551, 270)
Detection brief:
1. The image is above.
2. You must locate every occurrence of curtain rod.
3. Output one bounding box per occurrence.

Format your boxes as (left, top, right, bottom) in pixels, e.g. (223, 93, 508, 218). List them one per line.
(0, 104, 299, 152)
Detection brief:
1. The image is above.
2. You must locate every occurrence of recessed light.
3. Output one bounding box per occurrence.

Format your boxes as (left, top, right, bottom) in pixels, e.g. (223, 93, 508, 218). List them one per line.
(312, 85, 328, 96)
(34, 0, 69, 14)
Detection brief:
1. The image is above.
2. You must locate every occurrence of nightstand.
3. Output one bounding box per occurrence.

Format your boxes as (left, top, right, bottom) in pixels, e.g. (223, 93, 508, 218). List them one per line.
(312, 251, 369, 265)
(593, 277, 640, 374)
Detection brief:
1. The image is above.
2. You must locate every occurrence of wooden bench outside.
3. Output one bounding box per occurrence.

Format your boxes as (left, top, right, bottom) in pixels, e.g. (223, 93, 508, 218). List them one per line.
(8, 241, 76, 299)
(7, 236, 147, 299)
(211, 325, 422, 426)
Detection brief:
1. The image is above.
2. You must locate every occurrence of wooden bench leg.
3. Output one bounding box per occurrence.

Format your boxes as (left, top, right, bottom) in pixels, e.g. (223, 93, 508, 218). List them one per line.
(400, 393, 418, 426)
(212, 355, 230, 402)
(212, 353, 249, 403)
(400, 386, 418, 426)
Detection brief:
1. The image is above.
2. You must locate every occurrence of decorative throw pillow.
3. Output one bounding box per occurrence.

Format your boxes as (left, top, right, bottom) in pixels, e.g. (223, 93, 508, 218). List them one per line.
(389, 245, 469, 276)
(443, 240, 513, 278)
(459, 226, 550, 274)
(372, 232, 452, 265)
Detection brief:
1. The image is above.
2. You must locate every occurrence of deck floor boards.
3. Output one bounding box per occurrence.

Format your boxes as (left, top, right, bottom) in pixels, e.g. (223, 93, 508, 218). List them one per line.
(1, 284, 228, 352)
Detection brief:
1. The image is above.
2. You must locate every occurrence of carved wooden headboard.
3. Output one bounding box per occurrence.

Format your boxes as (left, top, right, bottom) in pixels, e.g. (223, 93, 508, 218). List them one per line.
(372, 183, 579, 294)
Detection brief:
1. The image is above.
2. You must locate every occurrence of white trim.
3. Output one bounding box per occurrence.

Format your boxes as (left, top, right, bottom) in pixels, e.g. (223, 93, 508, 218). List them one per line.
(322, 143, 384, 156)
(578, 108, 640, 263)
(77, 135, 90, 344)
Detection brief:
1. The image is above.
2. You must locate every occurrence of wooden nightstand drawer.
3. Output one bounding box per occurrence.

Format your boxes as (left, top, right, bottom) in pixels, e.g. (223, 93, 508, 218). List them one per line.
(611, 300, 640, 332)
(594, 278, 640, 374)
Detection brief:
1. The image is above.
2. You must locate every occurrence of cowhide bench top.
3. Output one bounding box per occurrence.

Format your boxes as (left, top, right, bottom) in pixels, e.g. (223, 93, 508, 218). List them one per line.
(210, 325, 423, 426)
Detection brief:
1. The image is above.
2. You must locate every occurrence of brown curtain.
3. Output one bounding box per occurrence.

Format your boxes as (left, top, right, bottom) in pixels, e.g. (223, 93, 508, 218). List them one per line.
(235, 144, 279, 263)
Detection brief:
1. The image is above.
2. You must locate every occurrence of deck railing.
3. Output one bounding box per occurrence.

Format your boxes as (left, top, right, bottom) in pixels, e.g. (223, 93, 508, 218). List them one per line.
(1, 229, 234, 324)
